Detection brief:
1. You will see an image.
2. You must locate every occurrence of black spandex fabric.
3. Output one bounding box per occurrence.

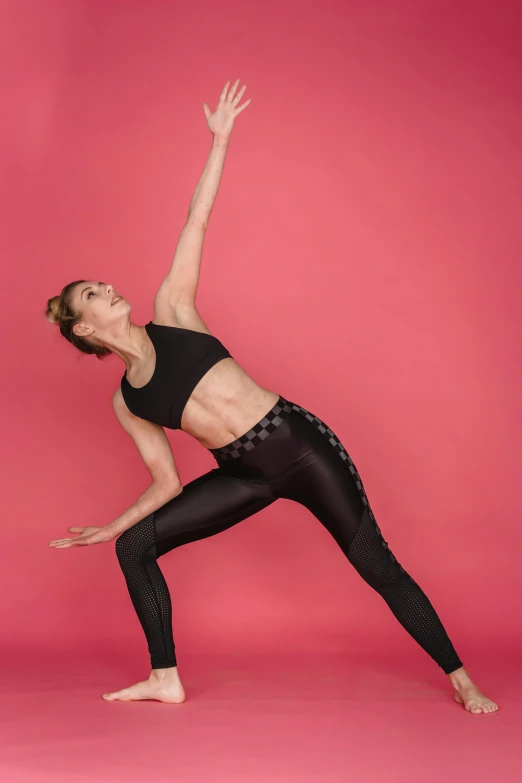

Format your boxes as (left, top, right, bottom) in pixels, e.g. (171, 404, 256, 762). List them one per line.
(115, 395, 463, 675)
(120, 321, 232, 430)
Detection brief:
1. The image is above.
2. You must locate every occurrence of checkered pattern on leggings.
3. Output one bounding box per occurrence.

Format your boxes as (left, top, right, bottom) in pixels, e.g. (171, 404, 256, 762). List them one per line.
(209, 394, 406, 575)
(209, 396, 294, 459)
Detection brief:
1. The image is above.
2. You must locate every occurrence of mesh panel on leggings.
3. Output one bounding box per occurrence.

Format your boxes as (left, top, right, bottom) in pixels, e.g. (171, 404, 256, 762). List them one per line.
(115, 513, 176, 668)
(347, 506, 463, 674)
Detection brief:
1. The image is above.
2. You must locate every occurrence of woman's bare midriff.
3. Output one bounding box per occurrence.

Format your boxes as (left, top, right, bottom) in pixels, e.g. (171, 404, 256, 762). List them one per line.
(179, 357, 281, 449)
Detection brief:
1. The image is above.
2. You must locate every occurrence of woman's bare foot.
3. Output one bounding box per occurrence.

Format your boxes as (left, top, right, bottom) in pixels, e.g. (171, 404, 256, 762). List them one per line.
(448, 666, 498, 714)
(103, 666, 186, 703)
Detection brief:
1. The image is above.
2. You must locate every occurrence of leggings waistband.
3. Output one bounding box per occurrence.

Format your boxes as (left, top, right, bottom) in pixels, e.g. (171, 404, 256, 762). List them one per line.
(208, 395, 295, 460)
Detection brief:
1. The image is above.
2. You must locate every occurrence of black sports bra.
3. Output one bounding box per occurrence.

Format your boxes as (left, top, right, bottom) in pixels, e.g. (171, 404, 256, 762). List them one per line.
(120, 321, 233, 430)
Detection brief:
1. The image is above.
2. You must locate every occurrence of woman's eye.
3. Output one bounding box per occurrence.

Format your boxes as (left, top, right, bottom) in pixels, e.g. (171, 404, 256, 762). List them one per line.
(87, 292, 94, 299)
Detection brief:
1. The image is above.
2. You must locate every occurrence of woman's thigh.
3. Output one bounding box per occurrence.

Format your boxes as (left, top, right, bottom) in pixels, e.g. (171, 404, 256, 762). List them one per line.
(269, 407, 379, 554)
(153, 467, 277, 558)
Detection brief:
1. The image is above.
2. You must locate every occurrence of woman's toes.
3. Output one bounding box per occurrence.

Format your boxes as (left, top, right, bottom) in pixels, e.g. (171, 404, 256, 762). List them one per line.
(454, 686, 498, 715)
(103, 689, 127, 700)
(454, 686, 498, 714)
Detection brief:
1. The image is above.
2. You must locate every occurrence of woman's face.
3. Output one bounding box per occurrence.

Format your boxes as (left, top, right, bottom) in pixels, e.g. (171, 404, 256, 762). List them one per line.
(71, 280, 128, 338)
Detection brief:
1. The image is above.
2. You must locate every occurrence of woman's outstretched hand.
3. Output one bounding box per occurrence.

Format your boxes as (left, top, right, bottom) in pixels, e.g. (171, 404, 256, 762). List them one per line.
(48, 525, 116, 548)
(203, 78, 251, 139)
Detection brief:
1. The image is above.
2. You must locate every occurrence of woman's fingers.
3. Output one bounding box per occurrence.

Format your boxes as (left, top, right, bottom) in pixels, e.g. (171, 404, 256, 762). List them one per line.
(213, 78, 250, 115)
(219, 80, 231, 102)
(48, 527, 84, 544)
(49, 526, 100, 546)
(232, 85, 246, 108)
(49, 536, 86, 546)
(234, 98, 251, 116)
(227, 78, 240, 103)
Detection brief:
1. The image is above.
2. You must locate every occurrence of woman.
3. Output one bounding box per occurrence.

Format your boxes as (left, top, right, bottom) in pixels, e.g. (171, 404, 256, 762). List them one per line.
(47, 79, 497, 714)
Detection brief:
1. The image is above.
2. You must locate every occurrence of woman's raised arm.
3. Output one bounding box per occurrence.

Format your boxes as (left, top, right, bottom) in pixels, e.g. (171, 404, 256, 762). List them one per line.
(190, 78, 251, 222)
(155, 79, 251, 311)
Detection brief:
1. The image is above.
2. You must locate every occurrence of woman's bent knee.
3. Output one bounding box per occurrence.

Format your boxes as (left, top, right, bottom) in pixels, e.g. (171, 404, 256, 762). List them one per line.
(115, 513, 156, 567)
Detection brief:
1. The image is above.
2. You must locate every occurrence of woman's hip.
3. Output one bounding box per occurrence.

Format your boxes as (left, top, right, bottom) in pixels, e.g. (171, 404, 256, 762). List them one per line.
(208, 394, 354, 483)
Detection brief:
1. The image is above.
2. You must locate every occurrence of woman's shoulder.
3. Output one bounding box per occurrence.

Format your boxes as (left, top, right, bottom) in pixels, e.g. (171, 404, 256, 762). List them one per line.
(150, 301, 212, 335)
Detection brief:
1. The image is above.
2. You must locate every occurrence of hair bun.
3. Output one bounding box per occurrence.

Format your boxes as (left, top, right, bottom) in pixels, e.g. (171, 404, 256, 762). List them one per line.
(46, 296, 61, 325)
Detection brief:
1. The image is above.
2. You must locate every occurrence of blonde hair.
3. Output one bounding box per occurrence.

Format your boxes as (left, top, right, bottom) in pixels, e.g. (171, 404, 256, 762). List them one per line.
(45, 280, 112, 359)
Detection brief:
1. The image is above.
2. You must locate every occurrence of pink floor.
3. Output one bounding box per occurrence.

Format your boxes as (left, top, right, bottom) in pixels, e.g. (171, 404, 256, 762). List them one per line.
(1, 645, 518, 783)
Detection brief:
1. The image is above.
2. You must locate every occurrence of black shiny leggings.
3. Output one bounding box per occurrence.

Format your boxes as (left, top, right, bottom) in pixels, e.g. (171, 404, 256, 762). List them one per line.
(115, 395, 463, 675)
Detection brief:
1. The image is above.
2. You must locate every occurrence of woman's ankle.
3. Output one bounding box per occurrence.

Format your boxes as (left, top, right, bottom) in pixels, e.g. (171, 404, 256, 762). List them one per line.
(448, 666, 472, 686)
(150, 665, 178, 681)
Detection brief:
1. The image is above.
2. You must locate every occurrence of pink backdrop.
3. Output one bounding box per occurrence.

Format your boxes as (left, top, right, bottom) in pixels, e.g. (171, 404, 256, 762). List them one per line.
(1, 1, 521, 777)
